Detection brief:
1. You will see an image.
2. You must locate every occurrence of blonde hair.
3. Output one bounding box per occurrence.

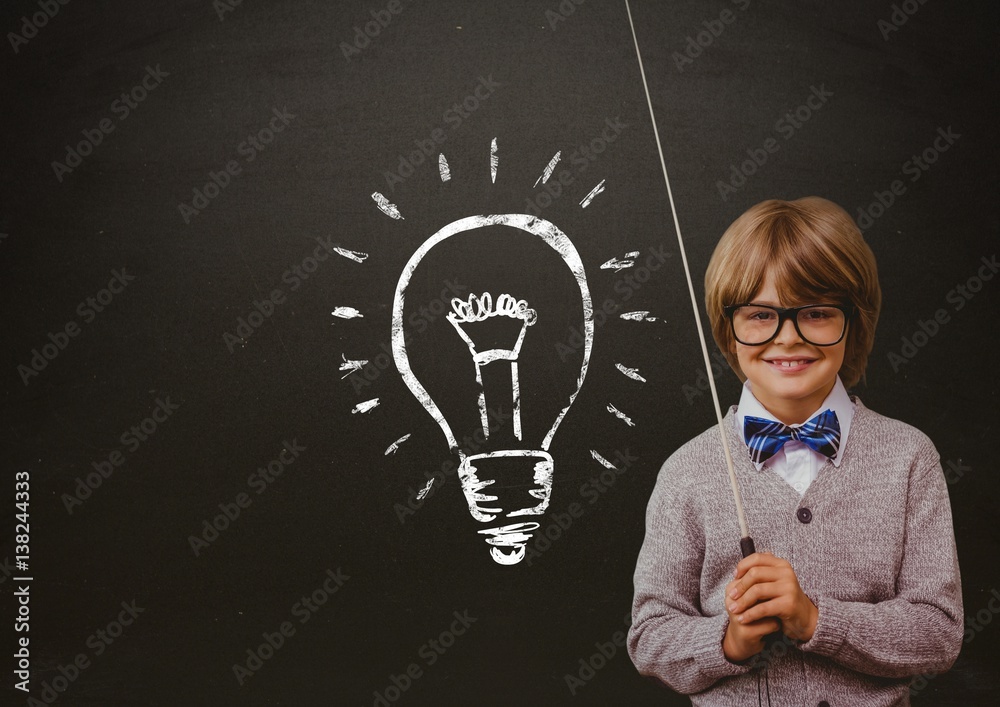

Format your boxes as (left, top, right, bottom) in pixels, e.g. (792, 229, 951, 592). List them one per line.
(704, 197, 881, 388)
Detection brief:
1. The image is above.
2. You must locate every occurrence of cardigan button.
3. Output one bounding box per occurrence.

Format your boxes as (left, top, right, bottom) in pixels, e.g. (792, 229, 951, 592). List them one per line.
(796, 507, 813, 524)
(818, 702, 830, 707)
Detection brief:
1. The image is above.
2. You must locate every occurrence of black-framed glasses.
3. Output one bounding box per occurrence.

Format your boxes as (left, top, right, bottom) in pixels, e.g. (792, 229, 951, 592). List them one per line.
(723, 303, 853, 346)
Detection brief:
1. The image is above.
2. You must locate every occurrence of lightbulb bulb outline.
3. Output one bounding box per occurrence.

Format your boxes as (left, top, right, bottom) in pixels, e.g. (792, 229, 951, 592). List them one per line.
(391, 213, 594, 456)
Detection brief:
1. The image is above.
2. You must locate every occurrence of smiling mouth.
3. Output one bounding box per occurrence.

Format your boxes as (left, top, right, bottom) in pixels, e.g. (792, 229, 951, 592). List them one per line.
(765, 359, 815, 369)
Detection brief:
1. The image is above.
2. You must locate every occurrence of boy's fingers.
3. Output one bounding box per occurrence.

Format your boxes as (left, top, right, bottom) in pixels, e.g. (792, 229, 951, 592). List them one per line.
(735, 597, 782, 625)
(725, 580, 739, 606)
(729, 580, 782, 614)
(729, 566, 780, 599)
(734, 551, 780, 579)
(747, 617, 782, 637)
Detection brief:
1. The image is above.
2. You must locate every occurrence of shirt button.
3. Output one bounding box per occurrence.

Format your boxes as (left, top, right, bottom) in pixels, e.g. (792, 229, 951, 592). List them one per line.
(797, 507, 813, 524)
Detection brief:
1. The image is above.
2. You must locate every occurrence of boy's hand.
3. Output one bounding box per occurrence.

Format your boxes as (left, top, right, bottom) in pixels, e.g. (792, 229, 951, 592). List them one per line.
(727, 552, 818, 642)
(722, 604, 780, 663)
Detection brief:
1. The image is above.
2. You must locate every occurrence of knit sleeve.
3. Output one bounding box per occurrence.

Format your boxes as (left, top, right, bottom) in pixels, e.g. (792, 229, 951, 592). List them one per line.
(627, 454, 751, 693)
(798, 438, 964, 677)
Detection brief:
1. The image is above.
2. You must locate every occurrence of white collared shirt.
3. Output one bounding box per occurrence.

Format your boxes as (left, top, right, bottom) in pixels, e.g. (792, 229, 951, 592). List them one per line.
(734, 376, 855, 497)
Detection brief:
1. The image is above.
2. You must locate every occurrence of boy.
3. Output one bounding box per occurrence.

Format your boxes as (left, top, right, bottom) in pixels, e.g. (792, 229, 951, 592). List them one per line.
(627, 197, 962, 705)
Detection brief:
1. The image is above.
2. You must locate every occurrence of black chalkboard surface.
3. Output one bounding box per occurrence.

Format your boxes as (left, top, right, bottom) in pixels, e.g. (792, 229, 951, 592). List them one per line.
(3, 0, 998, 704)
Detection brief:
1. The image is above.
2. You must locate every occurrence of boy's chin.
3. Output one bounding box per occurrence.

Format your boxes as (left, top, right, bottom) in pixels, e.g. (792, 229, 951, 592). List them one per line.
(753, 373, 835, 404)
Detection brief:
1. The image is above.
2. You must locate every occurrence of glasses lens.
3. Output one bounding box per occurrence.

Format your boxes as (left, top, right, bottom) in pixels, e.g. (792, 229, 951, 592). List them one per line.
(795, 306, 846, 345)
(732, 305, 846, 345)
(732, 306, 779, 345)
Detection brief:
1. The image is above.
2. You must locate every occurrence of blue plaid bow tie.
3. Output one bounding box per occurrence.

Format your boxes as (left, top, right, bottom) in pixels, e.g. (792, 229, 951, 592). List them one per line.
(743, 409, 841, 466)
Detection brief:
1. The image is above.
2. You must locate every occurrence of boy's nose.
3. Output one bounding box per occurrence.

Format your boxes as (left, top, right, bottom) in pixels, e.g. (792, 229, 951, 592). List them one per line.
(773, 316, 803, 345)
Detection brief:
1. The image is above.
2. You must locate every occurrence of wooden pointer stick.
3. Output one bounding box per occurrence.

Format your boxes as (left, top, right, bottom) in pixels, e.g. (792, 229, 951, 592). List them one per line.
(624, 0, 756, 558)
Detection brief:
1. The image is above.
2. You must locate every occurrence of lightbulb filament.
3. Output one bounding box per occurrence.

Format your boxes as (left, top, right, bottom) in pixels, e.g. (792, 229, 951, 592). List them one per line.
(448, 292, 537, 326)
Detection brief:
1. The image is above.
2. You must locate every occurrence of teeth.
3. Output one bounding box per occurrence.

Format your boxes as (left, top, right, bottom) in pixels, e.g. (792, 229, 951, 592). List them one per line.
(774, 360, 807, 367)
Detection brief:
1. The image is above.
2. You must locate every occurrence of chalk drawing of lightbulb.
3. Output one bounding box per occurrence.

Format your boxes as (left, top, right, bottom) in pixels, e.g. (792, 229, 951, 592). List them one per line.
(391, 214, 594, 565)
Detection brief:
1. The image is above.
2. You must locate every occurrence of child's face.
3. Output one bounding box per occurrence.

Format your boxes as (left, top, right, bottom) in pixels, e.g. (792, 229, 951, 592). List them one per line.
(735, 272, 846, 425)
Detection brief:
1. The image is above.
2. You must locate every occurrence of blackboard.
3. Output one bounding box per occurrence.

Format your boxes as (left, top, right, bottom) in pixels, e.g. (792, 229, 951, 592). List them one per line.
(3, 0, 998, 704)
